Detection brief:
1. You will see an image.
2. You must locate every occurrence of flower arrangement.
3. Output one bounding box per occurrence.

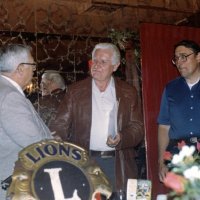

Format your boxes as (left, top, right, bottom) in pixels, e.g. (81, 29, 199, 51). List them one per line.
(163, 144, 200, 200)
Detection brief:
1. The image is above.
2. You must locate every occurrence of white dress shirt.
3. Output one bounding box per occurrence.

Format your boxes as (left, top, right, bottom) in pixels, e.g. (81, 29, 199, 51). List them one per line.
(90, 77, 117, 151)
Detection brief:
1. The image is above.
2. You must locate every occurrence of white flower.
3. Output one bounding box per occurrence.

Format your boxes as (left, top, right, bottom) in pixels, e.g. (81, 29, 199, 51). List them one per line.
(183, 165, 200, 180)
(171, 145, 195, 165)
(180, 145, 195, 157)
(172, 154, 183, 164)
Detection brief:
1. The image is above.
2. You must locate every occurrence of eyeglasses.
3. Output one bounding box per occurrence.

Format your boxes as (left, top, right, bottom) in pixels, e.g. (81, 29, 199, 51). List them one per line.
(172, 52, 195, 65)
(19, 62, 37, 67)
(19, 62, 37, 70)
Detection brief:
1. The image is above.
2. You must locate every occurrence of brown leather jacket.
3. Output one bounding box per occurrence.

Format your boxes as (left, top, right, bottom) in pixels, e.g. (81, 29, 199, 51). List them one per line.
(49, 77, 144, 190)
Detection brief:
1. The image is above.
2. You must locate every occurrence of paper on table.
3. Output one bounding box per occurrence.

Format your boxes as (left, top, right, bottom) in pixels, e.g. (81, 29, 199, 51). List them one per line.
(107, 100, 119, 139)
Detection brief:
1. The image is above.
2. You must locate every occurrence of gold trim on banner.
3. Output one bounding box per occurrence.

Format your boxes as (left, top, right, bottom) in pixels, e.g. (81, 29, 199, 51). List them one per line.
(7, 139, 112, 200)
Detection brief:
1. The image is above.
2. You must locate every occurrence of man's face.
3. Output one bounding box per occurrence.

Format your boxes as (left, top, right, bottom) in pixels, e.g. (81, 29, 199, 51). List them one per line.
(91, 48, 119, 82)
(174, 46, 200, 81)
(21, 53, 36, 90)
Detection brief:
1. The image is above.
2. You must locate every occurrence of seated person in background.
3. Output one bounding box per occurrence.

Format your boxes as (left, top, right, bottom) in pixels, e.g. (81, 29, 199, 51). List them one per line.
(49, 43, 144, 199)
(0, 44, 53, 200)
(157, 40, 200, 183)
(34, 70, 66, 126)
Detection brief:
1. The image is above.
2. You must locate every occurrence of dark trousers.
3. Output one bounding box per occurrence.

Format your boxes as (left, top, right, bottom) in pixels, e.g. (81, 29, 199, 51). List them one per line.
(93, 156, 115, 189)
(92, 156, 126, 200)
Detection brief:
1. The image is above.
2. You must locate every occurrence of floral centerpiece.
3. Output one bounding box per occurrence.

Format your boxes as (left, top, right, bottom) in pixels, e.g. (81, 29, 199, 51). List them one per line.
(163, 144, 200, 200)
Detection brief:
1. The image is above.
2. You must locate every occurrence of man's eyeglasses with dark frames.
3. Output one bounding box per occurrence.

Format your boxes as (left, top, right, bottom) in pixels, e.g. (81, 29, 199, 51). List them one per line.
(19, 62, 37, 70)
(172, 52, 195, 65)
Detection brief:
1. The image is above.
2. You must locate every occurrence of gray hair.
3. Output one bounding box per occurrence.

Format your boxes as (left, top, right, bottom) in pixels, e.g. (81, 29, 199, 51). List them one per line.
(42, 70, 66, 90)
(0, 44, 32, 73)
(92, 43, 121, 65)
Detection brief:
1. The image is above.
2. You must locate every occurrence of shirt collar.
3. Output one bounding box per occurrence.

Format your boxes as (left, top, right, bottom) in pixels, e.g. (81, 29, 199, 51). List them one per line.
(1, 75, 25, 96)
(92, 76, 115, 92)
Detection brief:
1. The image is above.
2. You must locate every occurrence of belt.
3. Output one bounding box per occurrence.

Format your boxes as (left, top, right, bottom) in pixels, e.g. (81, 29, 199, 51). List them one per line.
(90, 150, 115, 158)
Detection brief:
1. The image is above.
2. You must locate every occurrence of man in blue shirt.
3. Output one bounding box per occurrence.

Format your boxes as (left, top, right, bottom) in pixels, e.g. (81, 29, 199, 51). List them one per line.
(157, 40, 200, 182)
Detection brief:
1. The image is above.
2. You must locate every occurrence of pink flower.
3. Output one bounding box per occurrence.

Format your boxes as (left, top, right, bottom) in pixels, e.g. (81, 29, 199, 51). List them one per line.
(196, 141, 200, 152)
(163, 151, 172, 161)
(164, 172, 187, 194)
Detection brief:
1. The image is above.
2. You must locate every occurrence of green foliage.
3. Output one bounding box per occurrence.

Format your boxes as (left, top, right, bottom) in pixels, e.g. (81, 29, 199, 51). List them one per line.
(108, 28, 139, 50)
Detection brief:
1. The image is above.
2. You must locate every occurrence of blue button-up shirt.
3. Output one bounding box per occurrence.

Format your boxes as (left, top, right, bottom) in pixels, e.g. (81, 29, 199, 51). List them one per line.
(157, 76, 200, 139)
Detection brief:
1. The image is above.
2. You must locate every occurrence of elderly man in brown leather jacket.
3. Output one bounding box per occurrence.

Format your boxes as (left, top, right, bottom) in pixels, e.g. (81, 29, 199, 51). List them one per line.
(49, 43, 144, 199)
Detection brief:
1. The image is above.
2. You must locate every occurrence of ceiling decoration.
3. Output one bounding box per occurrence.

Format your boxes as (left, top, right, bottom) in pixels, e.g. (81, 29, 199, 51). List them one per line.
(0, 0, 199, 37)
(59, 0, 200, 34)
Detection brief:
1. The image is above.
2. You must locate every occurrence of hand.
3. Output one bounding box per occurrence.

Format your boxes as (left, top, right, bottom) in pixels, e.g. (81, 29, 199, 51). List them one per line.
(159, 162, 168, 182)
(106, 133, 121, 148)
